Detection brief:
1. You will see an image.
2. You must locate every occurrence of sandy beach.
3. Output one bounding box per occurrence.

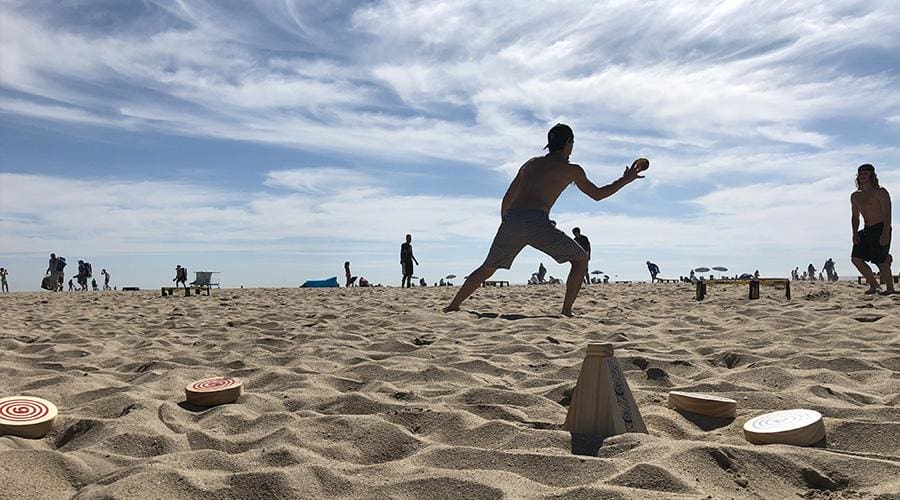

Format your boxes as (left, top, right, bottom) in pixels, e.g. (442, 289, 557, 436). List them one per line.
(1, 282, 898, 499)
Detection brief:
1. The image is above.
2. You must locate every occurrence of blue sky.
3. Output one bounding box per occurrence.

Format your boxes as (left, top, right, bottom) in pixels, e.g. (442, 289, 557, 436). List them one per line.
(1, 0, 899, 290)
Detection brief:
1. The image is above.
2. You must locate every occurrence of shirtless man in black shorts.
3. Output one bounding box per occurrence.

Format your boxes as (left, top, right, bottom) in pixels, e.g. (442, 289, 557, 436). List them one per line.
(851, 163, 894, 295)
(444, 123, 647, 316)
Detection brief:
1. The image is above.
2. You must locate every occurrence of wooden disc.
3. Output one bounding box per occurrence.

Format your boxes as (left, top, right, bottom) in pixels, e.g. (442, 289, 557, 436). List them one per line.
(0, 396, 58, 438)
(668, 391, 737, 418)
(185, 377, 244, 406)
(743, 409, 825, 446)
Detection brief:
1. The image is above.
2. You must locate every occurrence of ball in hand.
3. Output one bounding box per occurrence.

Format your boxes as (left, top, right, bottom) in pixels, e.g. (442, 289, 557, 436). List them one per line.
(634, 158, 650, 172)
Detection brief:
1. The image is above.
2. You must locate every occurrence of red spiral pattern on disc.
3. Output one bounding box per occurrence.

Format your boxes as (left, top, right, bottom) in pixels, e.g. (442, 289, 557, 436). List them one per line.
(190, 377, 238, 392)
(0, 399, 51, 422)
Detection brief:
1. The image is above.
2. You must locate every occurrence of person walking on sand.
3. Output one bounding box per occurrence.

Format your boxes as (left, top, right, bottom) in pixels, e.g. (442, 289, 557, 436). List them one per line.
(851, 163, 894, 295)
(0, 267, 8, 292)
(400, 234, 419, 288)
(101, 269, 111, 290)
(807, 263, 816, 281)
(174, 265, 188, 288)
(572, 227, 591, 284)
(646, 261, 660, 283)
(46, 253, 64, 292)
(443, 123, 647, 316)
(344, 261, 352, 287)
(823, 258, 837, 282)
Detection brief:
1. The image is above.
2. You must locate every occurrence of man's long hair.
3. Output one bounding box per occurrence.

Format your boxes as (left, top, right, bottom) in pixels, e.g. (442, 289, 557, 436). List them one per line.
(856, 164, 879, 190)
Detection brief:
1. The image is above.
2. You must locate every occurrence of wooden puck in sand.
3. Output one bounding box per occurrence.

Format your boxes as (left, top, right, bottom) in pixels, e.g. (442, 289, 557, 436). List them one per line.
(668, 391, 737, 418)
(0, 396, 58, 438)
(185, 377, 243, 406)
(743, 409, 825, 446)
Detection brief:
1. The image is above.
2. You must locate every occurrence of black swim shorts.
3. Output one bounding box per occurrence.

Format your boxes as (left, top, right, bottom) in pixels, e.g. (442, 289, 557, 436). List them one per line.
(851, 222, 890, 264)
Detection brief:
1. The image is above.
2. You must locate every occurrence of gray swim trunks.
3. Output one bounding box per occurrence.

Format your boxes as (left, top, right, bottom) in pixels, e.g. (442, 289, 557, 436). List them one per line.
(483, 209, 588, 269)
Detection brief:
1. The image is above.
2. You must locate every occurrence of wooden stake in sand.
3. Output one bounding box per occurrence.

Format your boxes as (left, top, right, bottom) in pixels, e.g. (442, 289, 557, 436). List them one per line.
(0, 396, 58, 438)
(185, 377, 244, 406)
(668, 391, 737, 418)
(562, 343, 647, 436)
(743, 409, 825, 446)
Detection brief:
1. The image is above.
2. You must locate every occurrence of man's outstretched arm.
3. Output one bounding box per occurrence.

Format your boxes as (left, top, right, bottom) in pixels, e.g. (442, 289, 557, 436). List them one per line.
(851, 194, 861, 244)
(572, 160, 645, 202)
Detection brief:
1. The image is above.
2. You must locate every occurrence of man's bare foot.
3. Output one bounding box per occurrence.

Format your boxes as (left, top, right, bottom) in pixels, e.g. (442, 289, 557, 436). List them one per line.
(443, 305, 460, 313)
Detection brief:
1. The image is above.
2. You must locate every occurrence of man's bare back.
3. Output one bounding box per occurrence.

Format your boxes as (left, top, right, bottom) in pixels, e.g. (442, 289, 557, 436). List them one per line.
(503, 156, 647, 215)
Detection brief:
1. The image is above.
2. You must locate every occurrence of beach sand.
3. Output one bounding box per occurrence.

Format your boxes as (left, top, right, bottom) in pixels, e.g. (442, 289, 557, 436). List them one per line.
(1, 282, 898, 499)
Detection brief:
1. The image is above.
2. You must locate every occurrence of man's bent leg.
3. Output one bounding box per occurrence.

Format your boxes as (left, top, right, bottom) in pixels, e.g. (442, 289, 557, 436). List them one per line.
(852, 257, 880, 291)
(443, 264, 496, 312)
(561, 256, 588, 317)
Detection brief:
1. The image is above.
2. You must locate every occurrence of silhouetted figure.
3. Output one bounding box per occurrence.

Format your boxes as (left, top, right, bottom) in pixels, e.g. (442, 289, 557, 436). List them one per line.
(443, 123, 647, 316)
(0, 267, 8, 292)
(851, 164, 894, 294)
(823, 258, 837, 282)
(572, 227, 591, 284)
(646, 261, 660, 282)
(344, 261, 352, 287)
(807, 263, 816, 281)
(174, 265, 188, 288)
(400, 234, 419, 288)
(537, 262, 547, 283)
(101, 269, 111, 290)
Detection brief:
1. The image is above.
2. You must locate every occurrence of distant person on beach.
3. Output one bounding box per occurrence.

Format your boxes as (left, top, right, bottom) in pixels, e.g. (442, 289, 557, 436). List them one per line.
(0, 267, 8, 292)
(344, 261, 352, 287)
(46, 253, 64, 292)
(823, 258, 837, 282)
(174, 265, 188, 288)
(807, 263, 816, 281)
(101, 269, 111, 290)
(443, 123, 647, 316)
(754, 270, 760, 279)
(646, 261, 660, 282)
(537, 262, 547, 283)
(851, 163, 894, 295)
(91, 278, 99, 291)
(68, 279, 74, 291)
(76, 260, 88, 291)
(572, 227, 591, 284)
(400, 234, 419, 288)
(689, 269, 696, 282)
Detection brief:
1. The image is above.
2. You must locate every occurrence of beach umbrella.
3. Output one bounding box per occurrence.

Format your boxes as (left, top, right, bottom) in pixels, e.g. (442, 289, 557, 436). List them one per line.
(694, 267, 710, 273)
(590, 270, 604, 275)
(712, 266, 728, 272)
(445, 274, 457, 279)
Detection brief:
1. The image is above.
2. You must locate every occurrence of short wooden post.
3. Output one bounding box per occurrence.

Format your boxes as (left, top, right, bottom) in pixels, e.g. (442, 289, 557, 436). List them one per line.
(785, 281, 791, 300)
(695, 281, 706, 301)
(749, 280, 760, 300)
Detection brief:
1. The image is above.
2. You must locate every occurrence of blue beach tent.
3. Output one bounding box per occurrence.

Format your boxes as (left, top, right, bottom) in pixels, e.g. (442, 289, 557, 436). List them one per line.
(300, 277, 339, 288)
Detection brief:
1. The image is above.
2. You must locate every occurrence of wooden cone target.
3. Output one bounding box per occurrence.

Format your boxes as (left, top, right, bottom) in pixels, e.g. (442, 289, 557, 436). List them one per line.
(0, 396, 58, 438)
(185, 377, 243, 406)
(743, 409, 825, 446)
(562, 343, 647, 436)
(668, 391, 737, 418)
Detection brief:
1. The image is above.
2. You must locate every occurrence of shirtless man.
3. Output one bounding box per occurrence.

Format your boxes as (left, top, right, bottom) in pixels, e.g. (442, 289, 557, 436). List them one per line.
(443, 123, 647, 316)
(851, 163, 894, 295)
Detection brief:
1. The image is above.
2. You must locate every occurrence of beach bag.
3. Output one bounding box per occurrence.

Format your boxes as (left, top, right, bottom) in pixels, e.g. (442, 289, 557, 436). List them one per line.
(41, 276, 54, 290)
(84, 262, 92, 278)
(56, 257, 67, 271)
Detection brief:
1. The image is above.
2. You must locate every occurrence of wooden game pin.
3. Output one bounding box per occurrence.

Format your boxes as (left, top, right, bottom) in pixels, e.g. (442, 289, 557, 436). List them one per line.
(185, 377, 244, 406)
(0, 396, 58, 438)
(743, 408, 825, 446)
(668, 391, 737, 418)
(562, 343, 647, 436)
